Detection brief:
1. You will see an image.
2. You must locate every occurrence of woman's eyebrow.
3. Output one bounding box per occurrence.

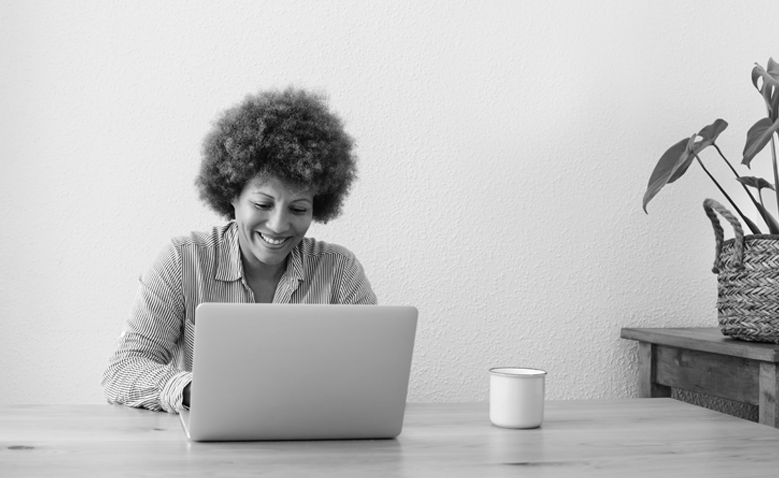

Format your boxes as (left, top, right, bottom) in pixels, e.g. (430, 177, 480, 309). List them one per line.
(250, 192, 276, 200)
(250, 192, 311, 203)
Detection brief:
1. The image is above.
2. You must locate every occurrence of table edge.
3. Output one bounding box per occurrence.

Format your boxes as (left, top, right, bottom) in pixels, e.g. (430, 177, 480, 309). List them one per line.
(620, 327, 779, 362)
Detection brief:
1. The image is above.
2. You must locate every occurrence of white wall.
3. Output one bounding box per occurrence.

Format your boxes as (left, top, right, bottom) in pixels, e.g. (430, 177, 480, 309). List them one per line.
(2, 0, 778, 404)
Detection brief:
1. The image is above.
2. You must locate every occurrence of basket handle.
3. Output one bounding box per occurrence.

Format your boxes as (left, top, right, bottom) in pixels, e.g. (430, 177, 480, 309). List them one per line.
(702, 198, 744, 273)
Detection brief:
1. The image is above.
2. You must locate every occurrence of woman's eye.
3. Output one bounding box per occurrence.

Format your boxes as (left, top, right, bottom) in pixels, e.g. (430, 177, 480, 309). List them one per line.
(291, 207, 308, 215)
(254, 202, 272, 210)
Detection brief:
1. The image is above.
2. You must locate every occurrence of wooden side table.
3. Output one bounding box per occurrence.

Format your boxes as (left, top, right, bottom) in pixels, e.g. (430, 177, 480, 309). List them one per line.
(620, 327, 779, 428)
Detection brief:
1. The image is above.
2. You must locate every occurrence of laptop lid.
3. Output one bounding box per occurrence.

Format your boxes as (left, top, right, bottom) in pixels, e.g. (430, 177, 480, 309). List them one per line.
(180, 303, 418, 442)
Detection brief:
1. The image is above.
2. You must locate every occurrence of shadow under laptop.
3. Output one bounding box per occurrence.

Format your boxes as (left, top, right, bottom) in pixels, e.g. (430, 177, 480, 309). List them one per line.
(183, 437, 405, 469)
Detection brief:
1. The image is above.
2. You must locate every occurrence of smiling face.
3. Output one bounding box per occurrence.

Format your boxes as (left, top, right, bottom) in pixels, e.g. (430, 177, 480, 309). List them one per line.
(231, 175, 314, 278)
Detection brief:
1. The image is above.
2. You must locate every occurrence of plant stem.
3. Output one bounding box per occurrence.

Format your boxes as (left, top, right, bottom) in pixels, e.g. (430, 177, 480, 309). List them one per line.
(771, 133, 779, 216)
(713, 143, 762, 207)
(762, 97, 779, 220)
(696, 154, 761, 233)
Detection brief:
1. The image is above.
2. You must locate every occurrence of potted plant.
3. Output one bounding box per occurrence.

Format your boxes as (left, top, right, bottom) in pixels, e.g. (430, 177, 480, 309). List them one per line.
(643, 57, 779, 344)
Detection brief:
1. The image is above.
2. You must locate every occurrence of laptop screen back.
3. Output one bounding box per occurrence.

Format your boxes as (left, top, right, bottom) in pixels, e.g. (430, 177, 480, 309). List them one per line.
(183, 303, 417, 441)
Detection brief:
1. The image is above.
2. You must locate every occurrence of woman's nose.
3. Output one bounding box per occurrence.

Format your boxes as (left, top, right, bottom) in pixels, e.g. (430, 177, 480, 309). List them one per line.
(266, 208, 289, 232)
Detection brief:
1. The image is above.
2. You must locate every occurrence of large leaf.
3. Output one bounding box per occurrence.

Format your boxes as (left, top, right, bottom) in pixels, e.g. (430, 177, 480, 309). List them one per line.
(768, 57, 779, 78)
(643, 138, 689, 212)
(666, 135, 698, 183)
(752, 58, 779, 121)
(697, 118, 729, 144)
(742, 116, 779, 167)
(669, 119, 728, 183)
(736, 176, 775, 191)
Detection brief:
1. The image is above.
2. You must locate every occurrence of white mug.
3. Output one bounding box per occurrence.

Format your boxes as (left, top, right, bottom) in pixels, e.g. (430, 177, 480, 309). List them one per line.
(489, 367, 546, 429)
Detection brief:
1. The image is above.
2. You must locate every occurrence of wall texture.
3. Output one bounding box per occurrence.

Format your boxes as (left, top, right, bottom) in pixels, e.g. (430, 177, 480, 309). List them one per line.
(2, 0, 778, 409)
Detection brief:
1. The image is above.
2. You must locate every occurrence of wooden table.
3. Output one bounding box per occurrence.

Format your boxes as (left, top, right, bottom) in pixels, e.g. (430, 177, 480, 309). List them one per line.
(620, 327, 779, 428)
(3, 400, 779, 477)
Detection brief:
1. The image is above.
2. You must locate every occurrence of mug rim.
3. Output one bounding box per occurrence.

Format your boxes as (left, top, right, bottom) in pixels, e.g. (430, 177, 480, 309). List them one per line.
(489, 367, 546, 378)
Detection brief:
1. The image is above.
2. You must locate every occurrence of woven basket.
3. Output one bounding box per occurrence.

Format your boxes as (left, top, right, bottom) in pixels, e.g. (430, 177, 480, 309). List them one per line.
(703, 198, 779, 343)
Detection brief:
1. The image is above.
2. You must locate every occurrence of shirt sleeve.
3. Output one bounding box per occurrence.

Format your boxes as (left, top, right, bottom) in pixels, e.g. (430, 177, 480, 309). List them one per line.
(101, 241, 191, 413)
(337, 252, 378, 305)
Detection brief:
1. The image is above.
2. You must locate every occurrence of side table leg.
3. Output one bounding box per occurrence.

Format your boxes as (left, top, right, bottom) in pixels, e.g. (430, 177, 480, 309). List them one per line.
(638, 342, 672, 398)
(759, 362, 779, 428)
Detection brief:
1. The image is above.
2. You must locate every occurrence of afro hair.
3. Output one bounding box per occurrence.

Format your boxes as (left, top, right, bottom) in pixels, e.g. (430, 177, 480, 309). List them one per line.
(195, 87, 357, 223)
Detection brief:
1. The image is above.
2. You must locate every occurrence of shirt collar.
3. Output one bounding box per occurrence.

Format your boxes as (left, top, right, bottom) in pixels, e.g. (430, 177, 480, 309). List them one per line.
(215, 221, 305, 283)
(286, 240, 305, 282)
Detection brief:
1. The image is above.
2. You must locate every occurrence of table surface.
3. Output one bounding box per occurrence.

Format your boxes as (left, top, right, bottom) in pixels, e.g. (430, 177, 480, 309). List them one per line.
(621, 327, 779, 362)
(3, 399, 779, 477)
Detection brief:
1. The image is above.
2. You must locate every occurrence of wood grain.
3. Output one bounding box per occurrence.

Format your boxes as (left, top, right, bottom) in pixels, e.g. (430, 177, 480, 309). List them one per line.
(654, 346, 758, 404)
(3, 400, 779, 477)
(759, 362, 779, 427)
(621, 327, 779, 362)
(638, 342, 671, 398)
(622, 327, 779, 427)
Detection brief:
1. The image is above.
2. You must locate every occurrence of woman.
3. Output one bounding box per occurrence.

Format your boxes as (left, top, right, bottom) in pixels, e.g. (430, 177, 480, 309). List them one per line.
(102, 88, 377, 413)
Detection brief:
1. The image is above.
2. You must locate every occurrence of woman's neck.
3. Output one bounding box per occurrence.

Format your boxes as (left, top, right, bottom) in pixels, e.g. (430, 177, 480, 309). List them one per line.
(241, 256, 286, 283)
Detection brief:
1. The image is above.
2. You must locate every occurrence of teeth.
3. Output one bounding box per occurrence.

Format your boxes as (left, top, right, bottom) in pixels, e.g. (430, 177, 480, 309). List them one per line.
(259, 233, 285, 245)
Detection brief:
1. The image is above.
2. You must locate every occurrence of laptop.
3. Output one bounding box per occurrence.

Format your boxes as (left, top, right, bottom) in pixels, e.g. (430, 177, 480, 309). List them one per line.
(179, 303, 418, 442)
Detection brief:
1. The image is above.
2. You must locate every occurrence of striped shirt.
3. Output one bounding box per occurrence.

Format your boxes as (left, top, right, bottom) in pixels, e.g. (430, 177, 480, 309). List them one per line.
(101, 221, 377, 413)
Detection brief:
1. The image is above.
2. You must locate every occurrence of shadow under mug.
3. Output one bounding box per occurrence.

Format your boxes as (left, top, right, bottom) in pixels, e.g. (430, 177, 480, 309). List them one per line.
(489, 367, 546, 429)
